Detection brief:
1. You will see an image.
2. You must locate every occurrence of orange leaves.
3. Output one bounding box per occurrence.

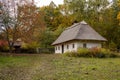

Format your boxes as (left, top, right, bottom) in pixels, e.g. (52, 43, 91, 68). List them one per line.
(17, 4, 45, 43)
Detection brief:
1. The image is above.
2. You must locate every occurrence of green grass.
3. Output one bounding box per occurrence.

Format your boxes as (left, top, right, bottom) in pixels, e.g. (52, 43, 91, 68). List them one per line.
(0, 54, 120, 80)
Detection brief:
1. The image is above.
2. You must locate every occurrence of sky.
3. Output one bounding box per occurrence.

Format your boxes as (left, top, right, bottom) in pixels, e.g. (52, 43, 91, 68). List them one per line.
(34, 0, 64, 7)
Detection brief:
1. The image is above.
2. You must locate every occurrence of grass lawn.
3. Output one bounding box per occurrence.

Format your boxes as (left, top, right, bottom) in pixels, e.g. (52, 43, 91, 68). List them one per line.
(0, 54, 120, 80)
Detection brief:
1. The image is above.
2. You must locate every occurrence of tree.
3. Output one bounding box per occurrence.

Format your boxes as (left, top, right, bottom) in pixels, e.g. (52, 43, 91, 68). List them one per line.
(111, 0, 120, 50)
(39, 28, 54, 48)
(40, 2, 66, 31)
(0, 2, 18, 53)
(0, 0, 45, 53)
(17, 4, 45, 44)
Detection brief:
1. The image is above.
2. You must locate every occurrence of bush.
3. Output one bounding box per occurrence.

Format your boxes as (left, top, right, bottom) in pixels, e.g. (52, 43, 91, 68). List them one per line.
(64, 48, 120, 58)
(77, 48, 91, 57)
(64, 51, 78, 57)
(90, 48, 107, 58)
(0, 45, 9, 52)
(20, 42, 39, 53)
(36, 48, 54, 54)
(21, 48, 36, 53)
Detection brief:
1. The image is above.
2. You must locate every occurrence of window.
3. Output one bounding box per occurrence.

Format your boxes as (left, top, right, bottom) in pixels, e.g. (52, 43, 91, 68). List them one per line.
(72, 44, 75, 48)
(83, 43, 87, 48)
(67, 45, 69, 49)
(56, 46, 57, 50)
(58, 46, 60, 50)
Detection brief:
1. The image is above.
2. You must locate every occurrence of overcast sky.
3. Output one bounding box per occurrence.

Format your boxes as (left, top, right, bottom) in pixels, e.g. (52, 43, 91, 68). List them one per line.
(34, 0, 64, 7)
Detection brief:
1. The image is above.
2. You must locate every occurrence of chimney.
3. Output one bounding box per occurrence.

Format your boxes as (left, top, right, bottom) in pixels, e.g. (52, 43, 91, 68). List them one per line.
(72, 20, 78, 25)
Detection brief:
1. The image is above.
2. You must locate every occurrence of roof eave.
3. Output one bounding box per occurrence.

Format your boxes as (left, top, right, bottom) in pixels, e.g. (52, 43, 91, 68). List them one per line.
(52, 39, 107, 46)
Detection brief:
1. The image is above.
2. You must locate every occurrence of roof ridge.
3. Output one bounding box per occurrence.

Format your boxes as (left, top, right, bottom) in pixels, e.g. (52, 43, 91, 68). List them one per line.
(65, 23, 80, 30)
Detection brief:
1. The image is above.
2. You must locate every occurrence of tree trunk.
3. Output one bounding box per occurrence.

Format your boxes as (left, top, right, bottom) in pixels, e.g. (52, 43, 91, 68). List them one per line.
(6, 28, 13, 54)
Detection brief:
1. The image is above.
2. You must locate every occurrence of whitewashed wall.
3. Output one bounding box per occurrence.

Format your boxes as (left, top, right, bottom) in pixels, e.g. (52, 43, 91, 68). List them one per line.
(86, 43, 101, 48)
(54, 41, 102, 54)
(77, 42, 102, 49)
(76, 42, 83, 48)
(55, 45, 62, 53)
(64, 42, 78, 53)
(55, 42, 78, 54)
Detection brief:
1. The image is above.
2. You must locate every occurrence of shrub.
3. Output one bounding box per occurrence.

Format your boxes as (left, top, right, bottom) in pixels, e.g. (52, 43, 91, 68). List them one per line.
(0, 45, 9, 52)
(21, 48, 36, 53)
(20, 42, 38, 53)
(36, 48, 54, 54)
(64, 48, 120, 58)
(64, 51, 78, 57)
(77, 48, 91, 57)
(89, 48, 106, 58)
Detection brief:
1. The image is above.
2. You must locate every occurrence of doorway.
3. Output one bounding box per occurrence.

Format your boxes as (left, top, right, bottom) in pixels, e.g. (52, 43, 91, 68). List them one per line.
(83, 43, 87, 48)
(62, 45, 64, 53)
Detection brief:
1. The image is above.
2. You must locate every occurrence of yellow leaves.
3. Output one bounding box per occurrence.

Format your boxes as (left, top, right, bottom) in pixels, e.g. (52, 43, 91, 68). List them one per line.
(117, 12, 120, 20)
(117, 0, 120, 6)
(116, 0, 120, 25)
(117, 12, 120, 25)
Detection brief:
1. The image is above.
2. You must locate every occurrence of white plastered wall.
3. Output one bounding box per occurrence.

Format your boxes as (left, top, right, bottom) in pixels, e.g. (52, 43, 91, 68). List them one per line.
(77, 41, 102, 48)
(54, 41, 102, 54)
(55, 45, 62, 54)
(86, 42, 101, 48)
(64, 42, 78, 53)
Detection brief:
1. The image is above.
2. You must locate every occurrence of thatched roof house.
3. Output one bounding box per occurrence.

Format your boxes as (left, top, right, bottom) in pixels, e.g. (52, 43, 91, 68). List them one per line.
(52, 21, 107, 54)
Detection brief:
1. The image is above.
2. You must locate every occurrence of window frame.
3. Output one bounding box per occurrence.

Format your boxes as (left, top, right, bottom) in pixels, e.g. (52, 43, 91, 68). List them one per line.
(58, 46, 60, 50)
(56, 46, 57, 50)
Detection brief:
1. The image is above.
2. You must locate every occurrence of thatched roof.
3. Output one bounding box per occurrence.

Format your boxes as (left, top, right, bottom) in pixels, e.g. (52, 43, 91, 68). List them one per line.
(52, 21, 107, 45)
